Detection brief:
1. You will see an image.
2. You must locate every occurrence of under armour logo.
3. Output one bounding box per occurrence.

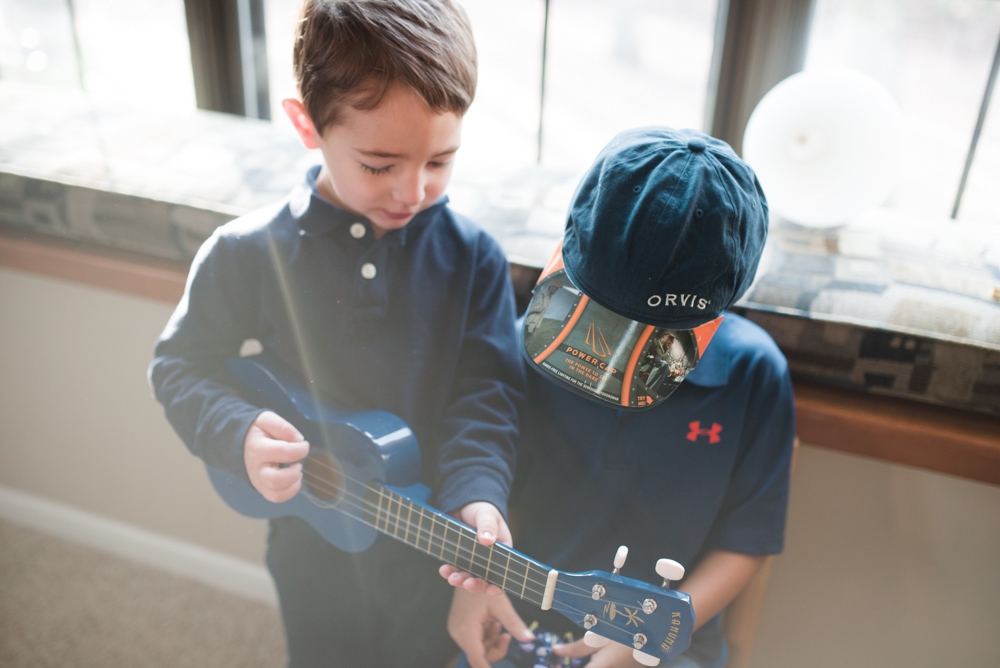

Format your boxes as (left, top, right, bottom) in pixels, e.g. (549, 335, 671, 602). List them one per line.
(687, 421, 722, 444)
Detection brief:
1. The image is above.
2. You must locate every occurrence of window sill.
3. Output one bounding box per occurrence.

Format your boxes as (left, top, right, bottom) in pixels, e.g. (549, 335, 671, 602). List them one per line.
(0, 227, 187, 303)
(794, 379, 1000, 486)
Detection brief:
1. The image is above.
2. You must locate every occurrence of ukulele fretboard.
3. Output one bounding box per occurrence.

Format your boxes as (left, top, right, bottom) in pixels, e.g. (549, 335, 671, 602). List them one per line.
(362, 484, 553, 609)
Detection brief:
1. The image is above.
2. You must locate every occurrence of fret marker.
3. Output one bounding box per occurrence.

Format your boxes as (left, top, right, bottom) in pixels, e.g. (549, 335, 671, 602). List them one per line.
(541, 569, 559, 611)
(376, 490, 386, 531)
(416, 508, 426, 552)
(485, 544, 494, 582)
(404, 501, 413, 544)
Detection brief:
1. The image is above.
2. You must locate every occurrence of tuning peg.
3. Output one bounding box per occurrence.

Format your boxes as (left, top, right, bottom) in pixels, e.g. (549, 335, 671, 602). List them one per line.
(612, 545, 628, 574)
(655, 558, 685, 588)
(583, 631, 609, 648)
(633, 649, 661, 666)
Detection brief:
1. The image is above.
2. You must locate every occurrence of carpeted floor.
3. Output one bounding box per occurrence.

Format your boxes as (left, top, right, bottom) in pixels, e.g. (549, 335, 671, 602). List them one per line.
(0, 519, 287, 667)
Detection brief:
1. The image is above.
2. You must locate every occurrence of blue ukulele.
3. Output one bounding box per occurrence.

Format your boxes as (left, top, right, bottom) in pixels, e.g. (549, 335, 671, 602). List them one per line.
(207, 352, 695, 666)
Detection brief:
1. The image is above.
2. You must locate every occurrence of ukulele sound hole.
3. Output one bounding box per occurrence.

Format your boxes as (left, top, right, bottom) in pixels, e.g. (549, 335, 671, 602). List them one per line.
(303, 450, 343, 507)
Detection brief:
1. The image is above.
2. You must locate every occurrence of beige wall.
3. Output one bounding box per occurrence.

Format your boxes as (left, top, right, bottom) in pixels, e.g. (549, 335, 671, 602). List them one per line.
(753, 445, 1000, 667)
(0, 266, 267, 563)
(2, 265, 999, 667)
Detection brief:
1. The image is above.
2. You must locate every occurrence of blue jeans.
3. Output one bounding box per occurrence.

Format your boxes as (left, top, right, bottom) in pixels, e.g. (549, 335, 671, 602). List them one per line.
(266, 517, 457, 668)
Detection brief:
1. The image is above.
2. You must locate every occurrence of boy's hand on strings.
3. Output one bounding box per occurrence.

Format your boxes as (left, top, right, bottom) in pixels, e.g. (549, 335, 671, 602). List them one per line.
(447, 588, 534, 668)
(244, 411, 309, 503)
(439, 501, 512, 595)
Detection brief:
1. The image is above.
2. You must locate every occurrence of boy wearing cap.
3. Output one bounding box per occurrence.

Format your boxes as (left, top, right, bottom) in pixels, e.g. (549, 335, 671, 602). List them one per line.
(149, 2, 523, 666)
(442, 127, 796, 668)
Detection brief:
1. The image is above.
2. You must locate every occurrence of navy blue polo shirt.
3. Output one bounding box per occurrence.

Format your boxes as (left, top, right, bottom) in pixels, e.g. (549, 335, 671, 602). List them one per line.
(509, 311, 795, 666)
(150, 165, 525, 516)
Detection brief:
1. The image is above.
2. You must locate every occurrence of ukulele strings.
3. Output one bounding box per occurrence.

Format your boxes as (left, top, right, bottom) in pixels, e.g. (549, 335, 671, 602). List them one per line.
(299, 458, 550, 597)
(295, 454, 661, 624)
(299, 462, 636, 635)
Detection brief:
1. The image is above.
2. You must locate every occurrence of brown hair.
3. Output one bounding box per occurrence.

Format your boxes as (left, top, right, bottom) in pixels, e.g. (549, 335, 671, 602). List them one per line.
(292, 0, 477, 134)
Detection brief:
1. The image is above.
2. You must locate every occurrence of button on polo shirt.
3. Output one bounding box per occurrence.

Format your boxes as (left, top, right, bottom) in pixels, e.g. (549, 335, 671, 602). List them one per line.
(292, 164, 448, 329)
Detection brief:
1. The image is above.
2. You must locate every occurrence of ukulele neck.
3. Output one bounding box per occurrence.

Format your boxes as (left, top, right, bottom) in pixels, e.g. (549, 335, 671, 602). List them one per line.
(363, 484, 555, 609)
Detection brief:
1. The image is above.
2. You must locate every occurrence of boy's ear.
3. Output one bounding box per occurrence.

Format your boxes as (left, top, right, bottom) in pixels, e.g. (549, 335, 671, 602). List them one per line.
(282, 98, 321, 150)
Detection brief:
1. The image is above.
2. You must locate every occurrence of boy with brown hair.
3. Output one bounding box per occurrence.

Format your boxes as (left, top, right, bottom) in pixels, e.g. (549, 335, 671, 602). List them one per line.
(149, 2, 523, 666)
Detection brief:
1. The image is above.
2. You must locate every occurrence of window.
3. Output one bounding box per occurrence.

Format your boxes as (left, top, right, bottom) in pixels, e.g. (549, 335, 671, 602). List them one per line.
(539, 0, 717, 171)
(0, 0, 196, 113)
(5, 0, 997, 225)
(804, 0, 1000, 224)
(261, 0, 718, 179)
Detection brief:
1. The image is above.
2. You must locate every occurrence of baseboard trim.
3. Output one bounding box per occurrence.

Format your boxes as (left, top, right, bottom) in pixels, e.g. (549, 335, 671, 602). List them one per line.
(0, 484, 277, 606)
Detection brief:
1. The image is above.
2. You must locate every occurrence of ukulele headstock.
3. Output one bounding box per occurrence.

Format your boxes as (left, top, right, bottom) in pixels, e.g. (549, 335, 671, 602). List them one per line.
(551, 567, 693, 665)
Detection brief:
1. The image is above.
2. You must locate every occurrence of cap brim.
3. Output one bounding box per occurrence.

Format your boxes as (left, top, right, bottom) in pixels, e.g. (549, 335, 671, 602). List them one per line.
(521, 268, 722, 409)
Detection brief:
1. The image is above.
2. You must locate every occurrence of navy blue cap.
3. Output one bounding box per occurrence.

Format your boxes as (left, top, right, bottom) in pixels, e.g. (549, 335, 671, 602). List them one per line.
(562, 126, 769, 329)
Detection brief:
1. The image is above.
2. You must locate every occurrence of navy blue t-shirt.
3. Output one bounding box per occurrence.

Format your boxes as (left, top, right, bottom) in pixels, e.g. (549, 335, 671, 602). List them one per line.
(508, 311, 795, 666)
(149, 165, 525, 516)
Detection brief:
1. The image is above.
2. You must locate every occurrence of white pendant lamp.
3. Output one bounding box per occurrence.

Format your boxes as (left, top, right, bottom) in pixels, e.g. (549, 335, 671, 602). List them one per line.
(742, 68, 905, 227)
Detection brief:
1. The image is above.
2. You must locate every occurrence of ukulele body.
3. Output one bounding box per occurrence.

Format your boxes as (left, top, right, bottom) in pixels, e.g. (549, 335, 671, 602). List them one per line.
(205, 352, 425, 553)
